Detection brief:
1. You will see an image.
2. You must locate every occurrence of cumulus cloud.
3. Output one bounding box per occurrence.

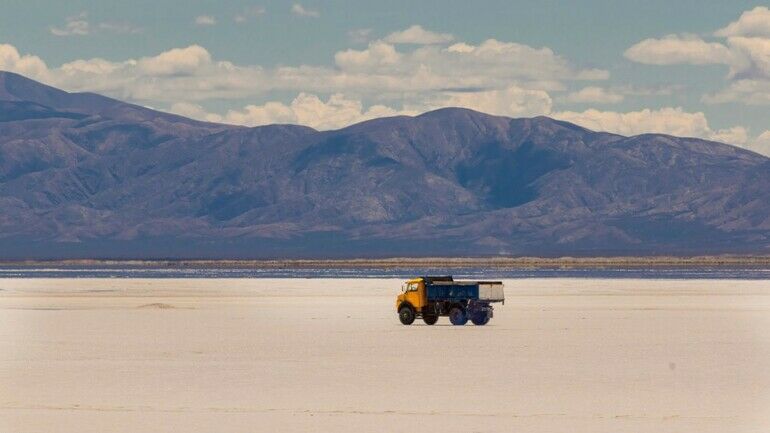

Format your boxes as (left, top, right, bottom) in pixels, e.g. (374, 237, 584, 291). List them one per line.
(624, 34, 734, 65)
(708, 126, 749, 146)
(552, 106, 757, 149)
(49, 12, 141, 36)
(234, 6, 265, 23)
(551, 106, 770, 156)
(751, 130, 770, 155)
(715, 6, 770, 37)
(6, 40, 763, 155)
(97, 22, 143, 35)
(554, 107, 712, 138)
(625, 7, 770, 105)
(564, 86, 624, 104)
(50, 12, 90, 36)
(439, 86, 552, 117)
(168, 102, 225, 123)
(16, 29, 605, 107)
(328, 38, 608, 97)
(172, 94, 409, 130)
(194, 15, 217, 26)
(136, 45, 212, 76)
(291, 4, 319, 18)
(702, 78, 770, 105)
(59, 57, 120, 75)
(0, 44, 49, 80)
(384, 25, 454, 45)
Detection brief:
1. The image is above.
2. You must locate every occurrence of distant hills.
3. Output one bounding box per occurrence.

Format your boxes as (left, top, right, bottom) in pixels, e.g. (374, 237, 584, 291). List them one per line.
(0, 71, 768, 259)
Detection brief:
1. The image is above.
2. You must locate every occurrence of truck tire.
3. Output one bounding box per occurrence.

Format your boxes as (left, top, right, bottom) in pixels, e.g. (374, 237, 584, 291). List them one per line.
(471, 312, 490, 326)
(422, 314, 438, 325)
(449, 307, 468, 326)
(398, 305, 415, 325)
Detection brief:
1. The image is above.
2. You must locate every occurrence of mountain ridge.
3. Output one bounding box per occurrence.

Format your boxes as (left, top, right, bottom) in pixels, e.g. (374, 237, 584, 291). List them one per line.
(0, 70, 768, 259)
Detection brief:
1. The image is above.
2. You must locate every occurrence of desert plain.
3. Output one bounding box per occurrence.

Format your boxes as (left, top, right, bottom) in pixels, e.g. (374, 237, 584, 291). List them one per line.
(0, 277, 769, 432)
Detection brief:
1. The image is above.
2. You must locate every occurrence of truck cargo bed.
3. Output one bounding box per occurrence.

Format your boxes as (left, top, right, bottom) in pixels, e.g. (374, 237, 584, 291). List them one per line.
(425, 280, 504, 302)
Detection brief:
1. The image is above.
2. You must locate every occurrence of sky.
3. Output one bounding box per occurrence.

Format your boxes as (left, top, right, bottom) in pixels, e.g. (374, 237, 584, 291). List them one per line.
(1, 0, 769, 155)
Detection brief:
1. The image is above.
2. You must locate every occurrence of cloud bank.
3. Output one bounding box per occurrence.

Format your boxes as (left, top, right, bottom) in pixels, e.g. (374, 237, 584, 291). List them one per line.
(1, 13, 769, 156)
(625, 6, 770, 106)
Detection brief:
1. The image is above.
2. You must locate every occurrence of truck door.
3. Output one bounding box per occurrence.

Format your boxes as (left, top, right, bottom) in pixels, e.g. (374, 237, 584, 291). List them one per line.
(404, 281, 426, 311)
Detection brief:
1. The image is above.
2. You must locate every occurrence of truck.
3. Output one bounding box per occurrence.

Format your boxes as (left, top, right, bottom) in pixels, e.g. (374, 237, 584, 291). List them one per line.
(395, 276, 504, 326)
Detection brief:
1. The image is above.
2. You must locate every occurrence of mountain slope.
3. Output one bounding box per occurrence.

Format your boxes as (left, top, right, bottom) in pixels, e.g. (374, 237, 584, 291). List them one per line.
(0, 71, 768, 258)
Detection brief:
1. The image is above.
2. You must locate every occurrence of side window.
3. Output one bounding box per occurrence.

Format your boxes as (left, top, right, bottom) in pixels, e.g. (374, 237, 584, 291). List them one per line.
(407, 283, 418, 292)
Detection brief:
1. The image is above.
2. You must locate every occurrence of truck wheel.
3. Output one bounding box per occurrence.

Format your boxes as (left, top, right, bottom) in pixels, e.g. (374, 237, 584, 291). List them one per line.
(422, 314, 438, 325)
(471, 312, 490, 326)
(398, 305, 415, 325)
(449, 307, 468, 326)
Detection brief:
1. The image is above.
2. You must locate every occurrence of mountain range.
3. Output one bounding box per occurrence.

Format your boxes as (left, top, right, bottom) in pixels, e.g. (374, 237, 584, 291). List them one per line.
(0, 71, 768, 259)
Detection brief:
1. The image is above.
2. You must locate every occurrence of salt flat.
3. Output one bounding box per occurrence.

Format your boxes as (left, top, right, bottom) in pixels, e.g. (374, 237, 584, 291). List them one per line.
(0, 278, 769, 433)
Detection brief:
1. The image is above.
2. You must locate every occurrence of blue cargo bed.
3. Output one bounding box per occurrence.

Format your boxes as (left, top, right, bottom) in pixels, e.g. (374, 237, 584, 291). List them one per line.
(426, 283, 480, 301)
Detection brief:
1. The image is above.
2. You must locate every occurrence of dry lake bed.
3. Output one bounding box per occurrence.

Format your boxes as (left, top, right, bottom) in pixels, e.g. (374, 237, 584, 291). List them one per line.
(1, 277, 769, 432)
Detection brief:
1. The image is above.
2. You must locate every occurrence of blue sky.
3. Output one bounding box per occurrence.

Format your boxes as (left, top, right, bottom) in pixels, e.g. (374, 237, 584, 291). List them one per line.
(1, 1, 769, 154)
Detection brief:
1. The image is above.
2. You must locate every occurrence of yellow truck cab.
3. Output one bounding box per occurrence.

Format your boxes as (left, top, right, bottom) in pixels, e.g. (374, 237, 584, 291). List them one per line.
(395, 277, 427, 313)
(396, 276, 504, 326)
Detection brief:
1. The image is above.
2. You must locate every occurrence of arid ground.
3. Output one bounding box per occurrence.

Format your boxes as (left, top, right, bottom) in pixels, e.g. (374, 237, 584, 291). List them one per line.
(1, 278, 769, 432)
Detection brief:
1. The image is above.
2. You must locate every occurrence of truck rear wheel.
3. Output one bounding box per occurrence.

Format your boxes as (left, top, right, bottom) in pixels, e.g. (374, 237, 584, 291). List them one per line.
(422, 314, 438, 325)
(449, 307, 468, 326)
(398, 305, 415, 325)
(471, 312, 490, 326)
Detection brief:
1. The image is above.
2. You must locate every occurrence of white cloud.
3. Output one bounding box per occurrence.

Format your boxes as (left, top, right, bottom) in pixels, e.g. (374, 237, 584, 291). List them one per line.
(625, 7, 770, 105)
(168, 102, 225, 123)
(2, 27, 607, 106)
(50, 12, 90, 36)
(624, 34, 734, 65)
(172, 94, 410, 130)
(234, 6, 265, 23)
(715, 6, 770, 38)
(439, 86, 552, 118)
(552, 107, 753, 146)
(0, 44, 49, 80)
(60, 57, 120, 75)
(334, 41, 401, 70)
(49, 12, 142, 37)
(291, 4, 319, 18)
(0, 36, 600, 131)
(329, 38, 607, 98)
(195, 15, 217, 26)
(5, 40, 764, 155)
(97, 22, 142, 35)
(384, 25, 454, 45)
(554, 107, 710, 138)
(751, 130, 770, 155)
(348, 28, 372, 44)
(727, 36, 770, 79)
(136, 45, 212, 76)
(0, 38, 608, 133)
(552, 107, 770, 156)
(564, 86, 624, 104)
(702, 78, 770, 105)
(709, 126, 749, 146)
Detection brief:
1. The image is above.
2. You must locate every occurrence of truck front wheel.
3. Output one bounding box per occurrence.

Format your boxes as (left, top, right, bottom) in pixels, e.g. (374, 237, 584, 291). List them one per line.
(471, 312, 490, 326)
(449, 307, 468, 326)
(398, 305, 415, 325)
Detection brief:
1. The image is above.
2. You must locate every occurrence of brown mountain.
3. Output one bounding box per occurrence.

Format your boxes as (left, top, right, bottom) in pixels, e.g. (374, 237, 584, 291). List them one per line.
(0, 71, 768, 258)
